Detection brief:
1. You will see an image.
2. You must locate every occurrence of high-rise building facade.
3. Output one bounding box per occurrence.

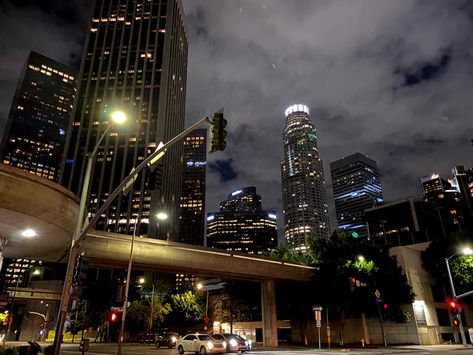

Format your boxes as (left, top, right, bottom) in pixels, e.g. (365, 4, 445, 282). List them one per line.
(0, 52, 75, 182)
(178, 129, 206, 245)
(60, 0, 188, 240)
(330, 153, 383, 238)
(421, 167, 473, 233)
(207, 187, 277, 254)
(281, 104, 330, 252)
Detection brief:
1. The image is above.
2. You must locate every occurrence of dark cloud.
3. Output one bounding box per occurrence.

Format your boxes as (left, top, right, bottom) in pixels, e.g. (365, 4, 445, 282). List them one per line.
(208, 159, 238, 182)
(1, 0, 473, 237)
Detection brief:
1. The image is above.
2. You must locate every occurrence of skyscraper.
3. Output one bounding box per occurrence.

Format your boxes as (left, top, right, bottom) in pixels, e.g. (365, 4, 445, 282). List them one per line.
(178, 129, 207, 245)
(330, 153, 383, 238)
(281, 104, 330, 252)
(60, 0, 188, 240)
(0, 52, 75, 182)
(207, 187, 277, 254)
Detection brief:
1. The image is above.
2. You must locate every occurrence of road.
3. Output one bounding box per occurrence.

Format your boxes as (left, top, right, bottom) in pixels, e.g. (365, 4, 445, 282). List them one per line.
(7, 342, 473, 355)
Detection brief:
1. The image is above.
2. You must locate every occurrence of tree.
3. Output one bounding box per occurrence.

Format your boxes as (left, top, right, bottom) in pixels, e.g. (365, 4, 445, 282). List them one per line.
(265, 243, 309, 264)
(211, 281, 256, 333)
(167, 291, 205, 331)
(127, 294, 171, 333)
(272, 231, 413, 345)
(422, 230, 473, 296)
(309, 231, 413, 343)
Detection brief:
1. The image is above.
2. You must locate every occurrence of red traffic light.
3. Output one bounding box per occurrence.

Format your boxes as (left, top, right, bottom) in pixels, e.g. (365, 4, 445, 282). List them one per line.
(449, 301, 457, 309)
(383, 303, 388, 310)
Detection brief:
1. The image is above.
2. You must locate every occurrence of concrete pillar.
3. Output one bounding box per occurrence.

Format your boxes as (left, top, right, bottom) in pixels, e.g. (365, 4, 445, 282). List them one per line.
(0, 235, 7, 274)
(261, 280, 278, 347)
(361, 312, 371, 344)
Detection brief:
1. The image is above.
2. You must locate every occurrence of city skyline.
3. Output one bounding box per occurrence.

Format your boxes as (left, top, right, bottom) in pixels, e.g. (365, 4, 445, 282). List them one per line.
(1, 0, 473, 234)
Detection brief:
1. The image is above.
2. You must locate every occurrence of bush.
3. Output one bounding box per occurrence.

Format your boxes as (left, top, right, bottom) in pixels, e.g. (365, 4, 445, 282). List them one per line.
(0, 346, 19, 355)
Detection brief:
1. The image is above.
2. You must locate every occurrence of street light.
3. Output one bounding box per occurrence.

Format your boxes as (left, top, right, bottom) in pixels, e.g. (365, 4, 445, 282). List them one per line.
(117, 212, 168, 355)
(52, 111, 127, 355)
(445, 247, 473, 347)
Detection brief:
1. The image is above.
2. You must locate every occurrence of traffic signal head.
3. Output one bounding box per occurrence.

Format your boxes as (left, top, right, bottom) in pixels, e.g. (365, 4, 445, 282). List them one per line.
(208, 109, 227, 154)
(110, 312, 118, 322)
(449, 301, 457, 309)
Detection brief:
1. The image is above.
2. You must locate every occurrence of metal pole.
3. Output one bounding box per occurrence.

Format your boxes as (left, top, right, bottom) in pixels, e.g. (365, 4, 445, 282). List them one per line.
(148, 284, 154, 336)
(117, 214, 139, 355)
(55, 115, 209, 355)
(326, 306, 330, 350)
(445, 257, 468, 346)
(53, 125, 112, 355)
(4, 275, 21, 345)
(376, 302, 387, 348)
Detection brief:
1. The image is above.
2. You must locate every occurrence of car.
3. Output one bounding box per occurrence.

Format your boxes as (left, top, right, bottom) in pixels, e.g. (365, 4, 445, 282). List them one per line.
(176, 333, 227, 355)
(155, 332, 180, 348)
(211, 333, 249, 353)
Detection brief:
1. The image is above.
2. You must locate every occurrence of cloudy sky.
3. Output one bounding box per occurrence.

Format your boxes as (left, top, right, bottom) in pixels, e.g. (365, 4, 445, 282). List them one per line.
(1, 0, 473, 235)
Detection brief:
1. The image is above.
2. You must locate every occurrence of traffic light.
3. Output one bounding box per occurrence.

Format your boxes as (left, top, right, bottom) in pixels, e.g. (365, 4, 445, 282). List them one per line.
(208, 109, 227, 154)
(447, 299, 461, 323)
(110, 312, 118, 323)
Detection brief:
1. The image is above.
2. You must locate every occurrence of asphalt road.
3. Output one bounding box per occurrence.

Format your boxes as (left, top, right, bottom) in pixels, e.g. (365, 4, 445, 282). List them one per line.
(6, 342, 473, 355)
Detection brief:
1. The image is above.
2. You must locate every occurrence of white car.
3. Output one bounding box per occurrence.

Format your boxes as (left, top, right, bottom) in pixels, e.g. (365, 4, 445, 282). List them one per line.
(177, 333, 227, 355)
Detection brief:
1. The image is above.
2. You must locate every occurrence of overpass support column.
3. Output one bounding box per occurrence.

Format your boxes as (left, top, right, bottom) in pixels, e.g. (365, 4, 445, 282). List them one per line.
(261, 280, 278, 347)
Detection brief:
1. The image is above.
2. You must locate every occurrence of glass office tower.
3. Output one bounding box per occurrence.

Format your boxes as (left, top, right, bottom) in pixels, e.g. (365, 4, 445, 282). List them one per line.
(281, 104, 330, 252)
(330, 152, 383, 238)
(1, 52, 75, 182)
(60, 0, 188, 240)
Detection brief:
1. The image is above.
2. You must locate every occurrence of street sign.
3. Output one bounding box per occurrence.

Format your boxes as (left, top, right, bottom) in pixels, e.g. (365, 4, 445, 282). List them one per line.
(312, 305, 323, 311)
(199, 282, 226, 291)
(316, 319, 321, 328)
(203, 315, 210, 324)
(374, 289, 381, 298)
(110, 306, 123, 312)
(314, 310, 321, 321)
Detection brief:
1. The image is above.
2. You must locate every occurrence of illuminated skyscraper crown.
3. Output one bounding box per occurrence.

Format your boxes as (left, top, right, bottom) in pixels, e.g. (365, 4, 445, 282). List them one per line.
(285, 104, 310, 117)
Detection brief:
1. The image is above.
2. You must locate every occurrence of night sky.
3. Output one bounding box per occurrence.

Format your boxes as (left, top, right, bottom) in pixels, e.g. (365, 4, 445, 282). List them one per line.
(1, 1, 473, 237)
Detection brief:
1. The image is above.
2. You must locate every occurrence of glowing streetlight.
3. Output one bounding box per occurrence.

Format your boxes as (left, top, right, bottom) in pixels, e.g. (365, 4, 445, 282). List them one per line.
(156, 212, 168, 221)
(110, 110, 127, 125)
(20, 229, 36, 238)
(357, 255, 365, 261)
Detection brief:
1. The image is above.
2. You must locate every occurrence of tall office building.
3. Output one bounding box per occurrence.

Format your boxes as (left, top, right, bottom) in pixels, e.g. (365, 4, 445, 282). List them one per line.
(0, 52, 75, 182)
(207, 187, 277, 254)
(60, 0, 188, 239)
(178, 129, 206, 245)
(421, 167, 473, 233)
(281, 104, 330, 252)
(330, 153, 383, 238)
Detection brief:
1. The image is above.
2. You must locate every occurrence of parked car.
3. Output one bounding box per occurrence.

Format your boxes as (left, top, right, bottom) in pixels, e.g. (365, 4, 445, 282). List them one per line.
(155, 332, 180, 348)
(211, 333, 249, 353)
(177, 333, 227, 355)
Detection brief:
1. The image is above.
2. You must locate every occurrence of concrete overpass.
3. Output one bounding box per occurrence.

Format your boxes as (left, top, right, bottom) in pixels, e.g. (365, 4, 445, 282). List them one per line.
(0, 164, 314, 346)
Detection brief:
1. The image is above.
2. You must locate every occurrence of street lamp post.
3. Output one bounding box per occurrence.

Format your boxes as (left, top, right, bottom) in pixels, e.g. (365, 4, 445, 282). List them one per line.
(117, 212, 167, 355)
(53, 112, 215, 355)
(197, 283, 209, 331)
(52, 112, 127, 355)
(445, 247, 473, 347)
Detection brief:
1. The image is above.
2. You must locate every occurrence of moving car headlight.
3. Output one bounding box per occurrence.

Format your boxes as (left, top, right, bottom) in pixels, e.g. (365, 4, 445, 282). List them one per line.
(171, 336, 177, 342)
(223, 341, 227, 348)
(230, 339, 238, 347)
(207, 341, 214, 349)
